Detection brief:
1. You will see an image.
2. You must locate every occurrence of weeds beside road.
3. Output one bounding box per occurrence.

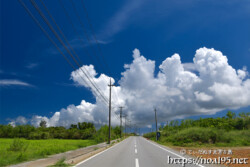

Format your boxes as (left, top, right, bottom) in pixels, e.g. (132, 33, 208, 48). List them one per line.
(0, 138, 96, 166)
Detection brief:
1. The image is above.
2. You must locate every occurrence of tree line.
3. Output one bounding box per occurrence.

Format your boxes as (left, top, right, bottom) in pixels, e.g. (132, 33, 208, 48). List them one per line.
(144, 111, 250, 146)
(160, 111, 250, 131)
(0, 121, 121, 142)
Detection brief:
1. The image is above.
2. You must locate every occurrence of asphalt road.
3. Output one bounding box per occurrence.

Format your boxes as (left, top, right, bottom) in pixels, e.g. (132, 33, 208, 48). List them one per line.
(75, 136, 212, 167)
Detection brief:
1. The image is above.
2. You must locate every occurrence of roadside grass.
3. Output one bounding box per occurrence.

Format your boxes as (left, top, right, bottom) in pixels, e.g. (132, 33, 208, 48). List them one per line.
(0, 138, 97, 167)
(146, 127, 250, 147)
(49, 157, 71, 167)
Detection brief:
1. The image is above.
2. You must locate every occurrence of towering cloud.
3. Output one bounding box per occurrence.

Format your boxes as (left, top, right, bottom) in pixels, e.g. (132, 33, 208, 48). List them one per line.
(10, 47, 250, 127)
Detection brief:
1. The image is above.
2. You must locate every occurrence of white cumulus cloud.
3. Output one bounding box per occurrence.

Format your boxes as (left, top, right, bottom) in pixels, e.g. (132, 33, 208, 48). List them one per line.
(10, 47, 250, 127)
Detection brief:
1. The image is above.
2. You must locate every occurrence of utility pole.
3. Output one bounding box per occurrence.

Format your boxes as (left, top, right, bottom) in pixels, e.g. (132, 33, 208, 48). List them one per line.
(124, 115, 127, 137)
(119, 106, 124, 138)
(167, 120, 168, 131)
(154, 108, 158, 141)
(128, 120, 131, 134)
(108, 78, 114, 144)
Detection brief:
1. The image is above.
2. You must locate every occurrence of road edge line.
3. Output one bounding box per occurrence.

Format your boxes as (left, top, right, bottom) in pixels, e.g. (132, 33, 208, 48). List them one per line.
(142, 137, 205, 167)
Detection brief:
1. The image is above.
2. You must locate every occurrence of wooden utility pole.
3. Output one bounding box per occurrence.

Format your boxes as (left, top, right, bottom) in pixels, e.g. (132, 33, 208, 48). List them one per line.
(108, 78, 114, 144)
(124, 115, 127, 137)
(119, 106, 124, 138)
(154, 108, 158, 141)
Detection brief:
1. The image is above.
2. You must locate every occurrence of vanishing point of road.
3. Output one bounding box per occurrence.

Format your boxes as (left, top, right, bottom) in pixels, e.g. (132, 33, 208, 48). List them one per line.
(75, 136, 209, 167)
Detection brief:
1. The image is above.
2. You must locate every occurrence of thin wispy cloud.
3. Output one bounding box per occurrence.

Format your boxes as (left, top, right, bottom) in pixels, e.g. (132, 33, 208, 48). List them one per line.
(0, 79, 33, 87)
(54, 82, 77, 87)
(46, 0, 143, 54)
(47, 2, 142, 55)
(98, 0, 143, 41)
(25, 63, 39, 69)
(0, 70, 32, 78)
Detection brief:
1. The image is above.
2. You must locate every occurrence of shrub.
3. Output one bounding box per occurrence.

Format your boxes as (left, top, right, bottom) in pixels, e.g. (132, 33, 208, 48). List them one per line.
(167, 127, 218, 145)
(143, 132, 155, 139)
(49, 157, 70, 167)
(7, 138, 29, 152)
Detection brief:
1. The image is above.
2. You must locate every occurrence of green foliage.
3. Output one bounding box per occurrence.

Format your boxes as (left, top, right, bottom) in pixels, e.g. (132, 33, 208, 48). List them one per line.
(0, 139, 96, 166)
(49, 157, 71, 167)
(39, 120, 47, 128)
(0, 122, 98, 140)
(143, 132, 155, 140)
(93, 125, 121, 143)
(144, 111, 250, 146)
(0, 124, 35, 138)
(170, 127, 217, 144)
(0, 122, 122, 143)
(0, 121, 122, 166)
(7, 138, 29, 152)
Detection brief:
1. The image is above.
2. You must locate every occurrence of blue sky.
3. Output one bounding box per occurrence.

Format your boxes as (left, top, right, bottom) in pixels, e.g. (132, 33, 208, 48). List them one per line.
(0, 0, 250, 126)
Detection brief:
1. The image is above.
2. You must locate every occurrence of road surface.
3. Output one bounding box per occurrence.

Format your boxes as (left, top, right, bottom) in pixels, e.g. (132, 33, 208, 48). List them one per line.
(75, 136, 211, 167)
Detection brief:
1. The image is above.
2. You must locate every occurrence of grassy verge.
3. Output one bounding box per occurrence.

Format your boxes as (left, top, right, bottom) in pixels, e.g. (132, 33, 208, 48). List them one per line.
(49, 157, 71, 167)
(0, 138, 97, 166)
(145, 127, 250, 147)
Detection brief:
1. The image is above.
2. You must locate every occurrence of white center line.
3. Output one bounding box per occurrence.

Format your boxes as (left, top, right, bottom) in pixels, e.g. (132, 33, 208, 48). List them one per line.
(135, 158, 139, 167)
(135, 144, 136, 147)
(135, 148, 137, 154)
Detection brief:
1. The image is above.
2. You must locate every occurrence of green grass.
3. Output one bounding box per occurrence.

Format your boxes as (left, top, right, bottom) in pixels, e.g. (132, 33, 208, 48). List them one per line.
(147, 127, 250, 147)
(48, 157, 71, 167)
(0, 138, 97, 167)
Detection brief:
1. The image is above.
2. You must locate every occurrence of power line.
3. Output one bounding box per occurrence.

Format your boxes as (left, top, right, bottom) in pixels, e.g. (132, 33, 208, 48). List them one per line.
(17, 0, 75, 70)
(39, 0, 110, 106)
(18, 0, 108, 106)
(70, 0, 122, 108)
(59, 0, 122, 110)
(69, 0, 107, 76)
(58, 0, 122, 110)
(58, 0, 97, 67)
(30, 0, 109, 105)
(80, 0, 122, 109)
(19, 0, 124, 130)
(80, 0, 112, 75)
(39, 0, 82, 64)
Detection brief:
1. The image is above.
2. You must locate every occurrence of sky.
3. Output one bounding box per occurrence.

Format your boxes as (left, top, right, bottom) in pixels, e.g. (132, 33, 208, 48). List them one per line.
(0, 0, 250, 130)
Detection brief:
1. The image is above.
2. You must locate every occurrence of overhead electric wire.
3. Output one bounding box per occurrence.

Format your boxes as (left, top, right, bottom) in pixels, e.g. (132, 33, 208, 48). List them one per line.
(58, 0, 96, 66)
(57, 0, 121, 110)
(18, 0, 105, 103)
(39, 0, 83, 64)
(69, 0, 107, 76)
(18, 0, 109, 105)
(29, 0, 109, 105)
(59, 0, 122, 110)
(79, 0, 122, 108)
(19, 0, 124, 124)
(70, 0, 121, 113)
(17, 0, 75, 71)
(38, 0, 109, 105)
(80, 0, 112, 75)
